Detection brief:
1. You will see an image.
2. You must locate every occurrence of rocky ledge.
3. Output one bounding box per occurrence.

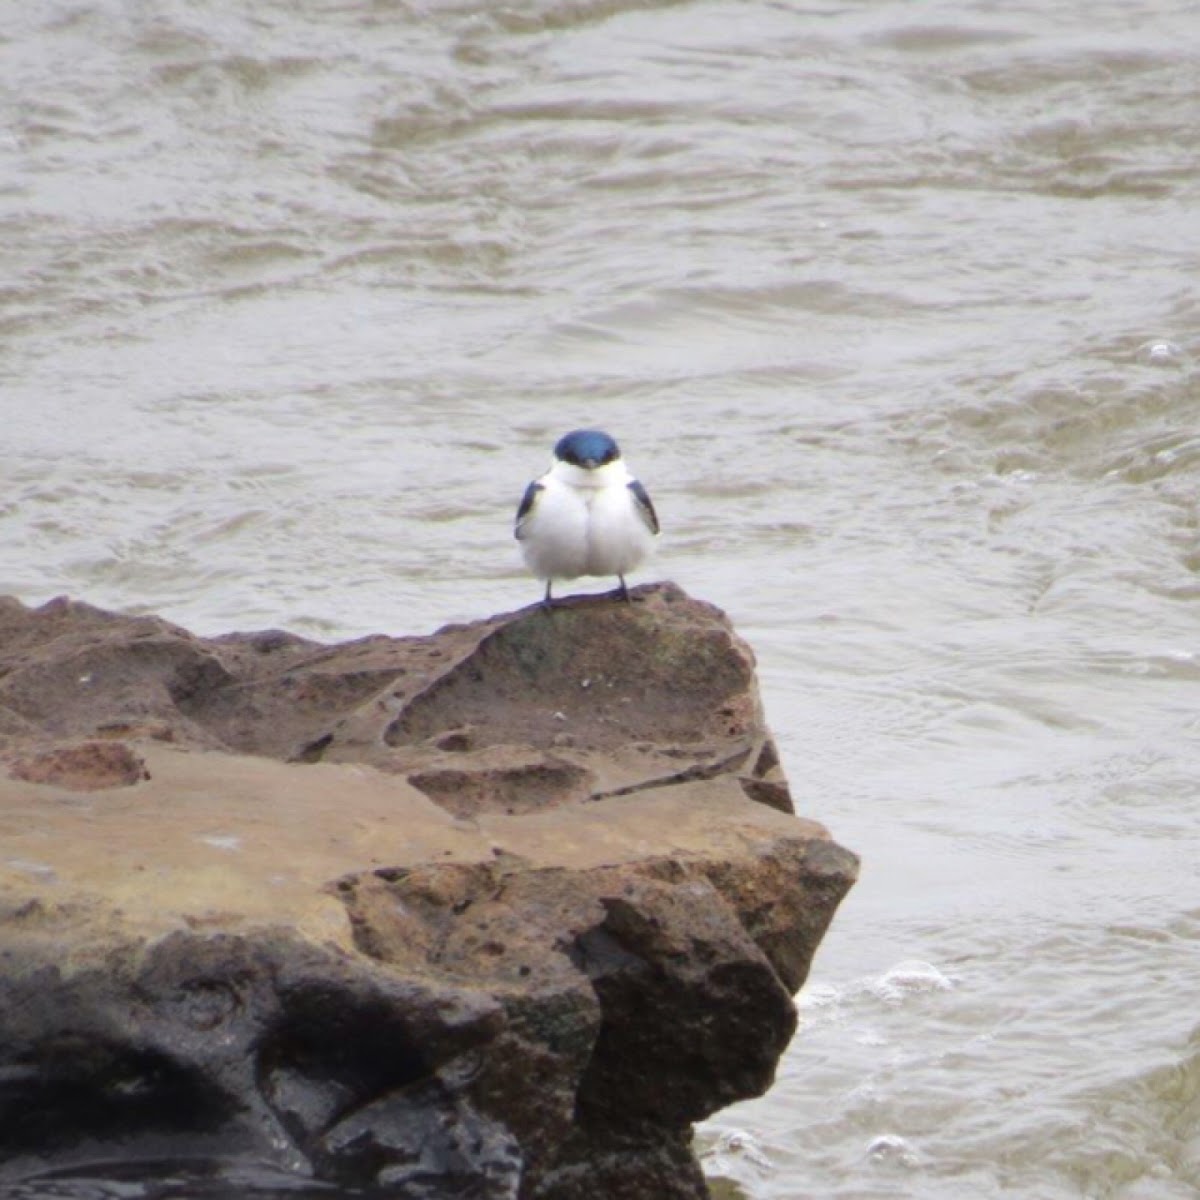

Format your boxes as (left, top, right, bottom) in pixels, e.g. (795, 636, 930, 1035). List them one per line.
(0, 583, 857, 1199)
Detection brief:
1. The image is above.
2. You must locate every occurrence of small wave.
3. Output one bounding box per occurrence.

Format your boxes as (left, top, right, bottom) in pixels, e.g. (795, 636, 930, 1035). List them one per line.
(1136, 339, 1187, 367)
(699, 1127, 774, 1196)
(796, 962, 956, 1030)
(869, 960, 957, 1005)
(866, 1132, 923, 1169)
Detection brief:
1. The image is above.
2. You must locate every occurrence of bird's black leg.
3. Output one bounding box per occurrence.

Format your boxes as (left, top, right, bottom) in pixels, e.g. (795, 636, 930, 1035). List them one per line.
(618, 574, 631, 603)
(541, 579, 554, 610)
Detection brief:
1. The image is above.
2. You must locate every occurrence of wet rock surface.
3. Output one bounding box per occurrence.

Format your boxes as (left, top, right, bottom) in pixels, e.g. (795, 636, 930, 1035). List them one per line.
(0, 585, 858, 1198)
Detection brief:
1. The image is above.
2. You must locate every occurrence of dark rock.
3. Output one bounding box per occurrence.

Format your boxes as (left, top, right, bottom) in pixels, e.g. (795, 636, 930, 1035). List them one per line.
(0, 585, 858, 1198)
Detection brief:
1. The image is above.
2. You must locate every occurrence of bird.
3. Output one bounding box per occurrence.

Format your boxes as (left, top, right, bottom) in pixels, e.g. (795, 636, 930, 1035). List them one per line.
(515, 429, 660, 606)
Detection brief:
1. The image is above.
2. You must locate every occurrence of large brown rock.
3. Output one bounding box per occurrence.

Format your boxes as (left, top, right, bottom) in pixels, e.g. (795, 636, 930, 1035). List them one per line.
(0, 585, 857, 1198)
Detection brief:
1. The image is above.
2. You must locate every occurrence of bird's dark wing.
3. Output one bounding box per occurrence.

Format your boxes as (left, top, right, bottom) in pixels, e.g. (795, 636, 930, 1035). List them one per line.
(514, 481, 544, 540)
(628, 479, 660, 535)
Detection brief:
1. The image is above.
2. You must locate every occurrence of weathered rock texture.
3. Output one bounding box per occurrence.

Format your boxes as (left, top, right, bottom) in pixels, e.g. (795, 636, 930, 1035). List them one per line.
(0, 584, 858, 1198)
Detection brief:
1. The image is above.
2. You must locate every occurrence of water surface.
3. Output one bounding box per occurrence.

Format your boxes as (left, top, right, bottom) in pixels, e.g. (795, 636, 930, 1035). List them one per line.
(2, 1, 1199, 1196)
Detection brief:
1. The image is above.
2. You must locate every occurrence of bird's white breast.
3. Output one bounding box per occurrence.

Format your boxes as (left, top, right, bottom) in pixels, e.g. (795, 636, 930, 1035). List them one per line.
(518, 460, 656, 582)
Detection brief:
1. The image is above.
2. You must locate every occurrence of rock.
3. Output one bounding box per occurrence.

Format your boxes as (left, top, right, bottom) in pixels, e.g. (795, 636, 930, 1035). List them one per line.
(7, 739, 149, 790)
(0, 585, 858, 1198)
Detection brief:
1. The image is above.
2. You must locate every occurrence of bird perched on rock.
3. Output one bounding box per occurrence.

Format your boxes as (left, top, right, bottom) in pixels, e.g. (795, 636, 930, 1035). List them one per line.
(515, 429, 660, 606)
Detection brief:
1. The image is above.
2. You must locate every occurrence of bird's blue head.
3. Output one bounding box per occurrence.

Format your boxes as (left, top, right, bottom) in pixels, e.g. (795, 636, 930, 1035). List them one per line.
(554, 429, 620, 470)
